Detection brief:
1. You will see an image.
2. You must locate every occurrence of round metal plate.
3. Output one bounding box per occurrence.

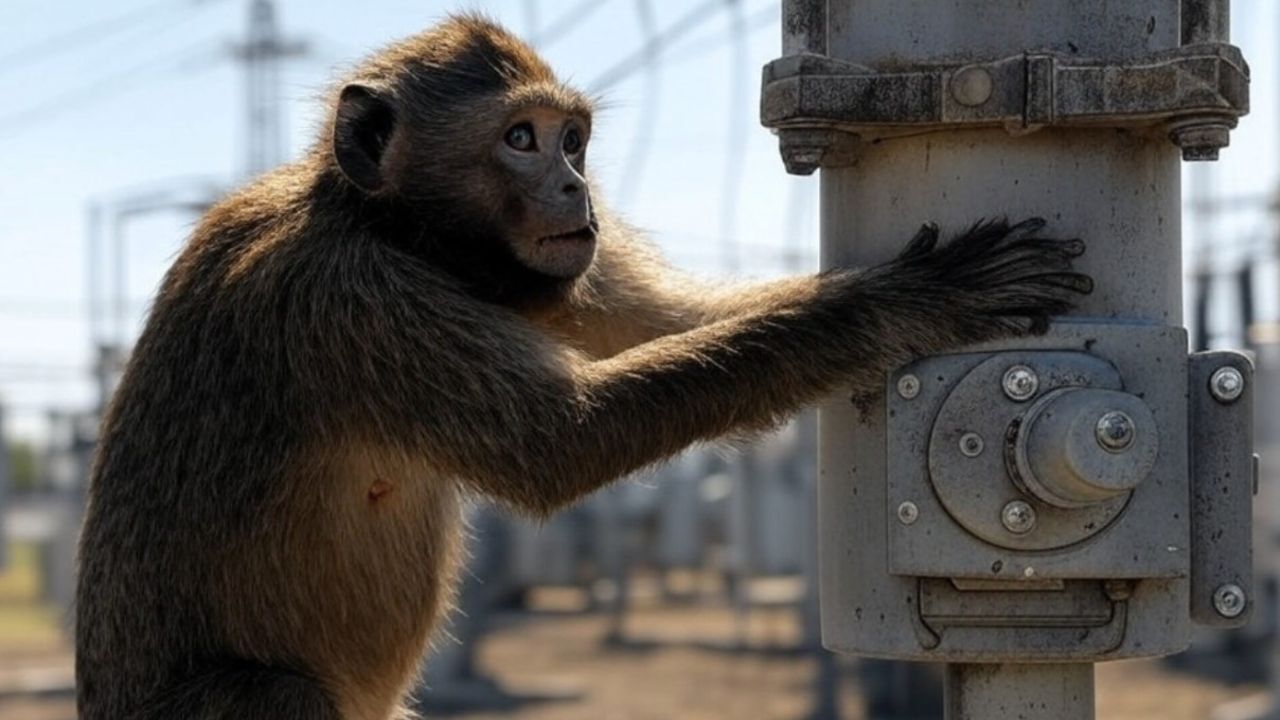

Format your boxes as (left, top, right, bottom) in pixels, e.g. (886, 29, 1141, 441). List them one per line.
(927, 352, 1131, 551)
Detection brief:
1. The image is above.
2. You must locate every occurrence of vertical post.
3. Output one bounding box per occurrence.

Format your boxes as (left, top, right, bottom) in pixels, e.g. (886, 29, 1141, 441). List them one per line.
(0, 404, 8, 572)
(233, 0, 307, 178)
(759, 0, 1247, 718)
(112, 211, 129, 351)
(816, 0, 1185, 674)
(1182, 0, 1229, 44)
(945, 665, 1094, 720)
(782, 0, 825, 56)
(244, 0, 282, 177)
(85, 203, 102, 350)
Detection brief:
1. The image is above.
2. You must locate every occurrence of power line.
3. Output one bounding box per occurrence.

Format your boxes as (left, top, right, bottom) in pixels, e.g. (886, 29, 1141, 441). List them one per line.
(0, 40, 221, 133)
(718, 0, 750, 273)
(617, 0, 660, 209)
(531, 0, 612, 48)
(0, 0, 226, 74)
(588, 0, 727, 93)
(663, 6, 775, 66)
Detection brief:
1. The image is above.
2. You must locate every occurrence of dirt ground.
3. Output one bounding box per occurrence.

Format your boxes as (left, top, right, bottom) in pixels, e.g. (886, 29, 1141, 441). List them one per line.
(0, 596, 1262, 720)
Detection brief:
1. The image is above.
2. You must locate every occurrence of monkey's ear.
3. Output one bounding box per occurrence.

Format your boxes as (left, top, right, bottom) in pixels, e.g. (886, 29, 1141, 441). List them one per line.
(333, 83, 397, 194)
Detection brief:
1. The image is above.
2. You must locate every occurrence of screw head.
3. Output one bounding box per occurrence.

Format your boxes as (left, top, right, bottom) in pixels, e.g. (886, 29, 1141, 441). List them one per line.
(951, 66, 994, 107)
(1210, 366, 1245, 403)
(959, 432, 985, 458)
(1095, 411, 1136, 452)
(1212, 583, 1247, 618)
(897, 374, 921, 400)
(1002, 365, 1039, 402)
(897, 501, 920, 525)
(1001, 500, 1037, 534)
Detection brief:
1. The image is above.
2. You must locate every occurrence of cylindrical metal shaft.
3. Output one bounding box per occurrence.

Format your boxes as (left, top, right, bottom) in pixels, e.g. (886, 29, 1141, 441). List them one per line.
(945, 664, 1095, 720)
(811, 0, 1194, 714)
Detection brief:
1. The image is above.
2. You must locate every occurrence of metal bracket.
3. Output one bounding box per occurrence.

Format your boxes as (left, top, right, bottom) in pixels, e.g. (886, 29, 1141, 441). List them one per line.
(911, 578, 1129, 659)
(1189, 350, 1255, 627)
(886, 323, 1190, 581)
(761, 43, 1249, 172)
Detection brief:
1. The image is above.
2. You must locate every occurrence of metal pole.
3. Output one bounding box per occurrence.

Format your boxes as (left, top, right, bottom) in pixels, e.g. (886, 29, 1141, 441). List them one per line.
(945, 664, 1094, 720)
(816, 9, 1183, 716)
(761, 1, 1251, 718)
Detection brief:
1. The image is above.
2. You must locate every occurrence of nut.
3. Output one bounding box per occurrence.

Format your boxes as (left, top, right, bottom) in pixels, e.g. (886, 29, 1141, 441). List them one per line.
(1095, 411, 1136, 452)
(1001, 500, 1037, 534)
(897, 501, 920, 525)
(959, 432, 985, 458)
(897, 374, 921, 400)
(1002, 365, 1039, 402)
(1210, 366, 1244, 403)
(1212, 583, 1247, 619)
(951, 66, 994, 107)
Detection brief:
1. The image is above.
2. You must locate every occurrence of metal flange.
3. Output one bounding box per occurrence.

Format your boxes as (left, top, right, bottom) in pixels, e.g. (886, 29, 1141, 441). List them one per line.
(761, 43, 1249, 172)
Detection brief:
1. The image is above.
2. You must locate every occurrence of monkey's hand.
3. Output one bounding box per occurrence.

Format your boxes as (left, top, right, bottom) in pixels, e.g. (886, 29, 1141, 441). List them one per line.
(839, 218, 1090, 412)
(871, 217, 1092, 341)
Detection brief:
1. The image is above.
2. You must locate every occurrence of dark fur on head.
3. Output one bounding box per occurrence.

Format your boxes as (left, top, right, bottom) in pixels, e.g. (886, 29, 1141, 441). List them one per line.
(329, 13, 597, 308)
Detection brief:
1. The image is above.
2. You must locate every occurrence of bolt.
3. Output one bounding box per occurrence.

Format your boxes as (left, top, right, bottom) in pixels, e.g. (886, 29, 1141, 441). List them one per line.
(1023, 567, 1036, 578)
(1170, 120, 1232, 162)
(1210, 366, 1245, 403)
(1212, 583, 1247, 619)
(1095, 411, 1136, 452)
(951, 66, 994, 107)
(897, 374, 921, 400)
(1002, 365, 1039, 402)
(959, 432, 985, 458)
(897, 501, 920, 525)
(1001, 500, 1037, 534)
(777, 129, 860, 175)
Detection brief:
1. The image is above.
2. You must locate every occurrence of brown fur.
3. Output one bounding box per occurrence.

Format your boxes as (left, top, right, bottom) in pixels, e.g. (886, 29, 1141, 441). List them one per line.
(75, 14, 1090, 720)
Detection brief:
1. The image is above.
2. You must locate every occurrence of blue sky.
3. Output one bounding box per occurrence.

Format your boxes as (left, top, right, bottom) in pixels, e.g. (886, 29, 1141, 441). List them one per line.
(0, 1, 1275, 439)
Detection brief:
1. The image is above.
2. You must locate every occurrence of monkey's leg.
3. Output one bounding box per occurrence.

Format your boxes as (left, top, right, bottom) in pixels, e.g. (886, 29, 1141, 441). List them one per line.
(128, 662, 339, 720)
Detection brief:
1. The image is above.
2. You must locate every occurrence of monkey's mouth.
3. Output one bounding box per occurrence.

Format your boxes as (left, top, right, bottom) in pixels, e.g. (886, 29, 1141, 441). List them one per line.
(538, 225, 596, 245)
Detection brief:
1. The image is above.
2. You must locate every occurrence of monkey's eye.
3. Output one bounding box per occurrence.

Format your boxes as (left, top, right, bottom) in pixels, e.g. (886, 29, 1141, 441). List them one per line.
(563, 127, 583, 155)
(505, 123, 536, 152)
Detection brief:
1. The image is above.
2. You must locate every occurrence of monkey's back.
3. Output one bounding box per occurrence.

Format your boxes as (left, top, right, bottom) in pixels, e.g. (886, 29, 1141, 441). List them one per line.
(75, 168, 465, 719)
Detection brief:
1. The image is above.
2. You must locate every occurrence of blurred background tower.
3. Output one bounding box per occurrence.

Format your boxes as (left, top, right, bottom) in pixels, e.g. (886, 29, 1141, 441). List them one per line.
(230, 0, 306, 178)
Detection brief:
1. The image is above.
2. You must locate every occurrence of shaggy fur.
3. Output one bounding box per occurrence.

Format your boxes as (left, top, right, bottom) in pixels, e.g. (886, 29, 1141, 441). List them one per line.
(75, 14, 1090, 720)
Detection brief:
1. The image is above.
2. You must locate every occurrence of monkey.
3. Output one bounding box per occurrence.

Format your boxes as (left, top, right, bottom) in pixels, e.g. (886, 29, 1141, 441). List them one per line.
(74, 13, 1091, 720)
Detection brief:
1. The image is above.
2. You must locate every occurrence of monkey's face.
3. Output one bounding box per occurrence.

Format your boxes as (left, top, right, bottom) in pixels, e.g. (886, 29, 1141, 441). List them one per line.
(330, 20, 599, 306)
(494, 107, 596, 279)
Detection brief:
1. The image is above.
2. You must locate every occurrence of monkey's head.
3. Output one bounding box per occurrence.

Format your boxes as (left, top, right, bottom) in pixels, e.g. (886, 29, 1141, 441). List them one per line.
(328, 14, 598, 304)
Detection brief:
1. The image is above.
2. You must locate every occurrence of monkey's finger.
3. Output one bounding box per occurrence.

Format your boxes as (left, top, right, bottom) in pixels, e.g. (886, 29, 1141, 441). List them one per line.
(1007, 217, 1048, 238)
(1060, 238, 1086, 258)
(900, 222, 941, 258)
(988, 271, 1094, 294)
(1031, 272, 1094, 294)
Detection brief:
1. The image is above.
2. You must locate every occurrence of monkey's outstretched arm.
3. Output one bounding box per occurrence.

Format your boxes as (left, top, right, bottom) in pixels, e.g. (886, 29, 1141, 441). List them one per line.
(334, 220, 1088, 515)
(529, 212, 830, 357)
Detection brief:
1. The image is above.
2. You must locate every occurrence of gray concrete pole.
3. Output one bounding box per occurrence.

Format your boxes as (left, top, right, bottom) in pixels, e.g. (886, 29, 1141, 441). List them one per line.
(813, 0, 1188, 668)
(945, 664, 1094, 720)
(763, 1, 1251, 719)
